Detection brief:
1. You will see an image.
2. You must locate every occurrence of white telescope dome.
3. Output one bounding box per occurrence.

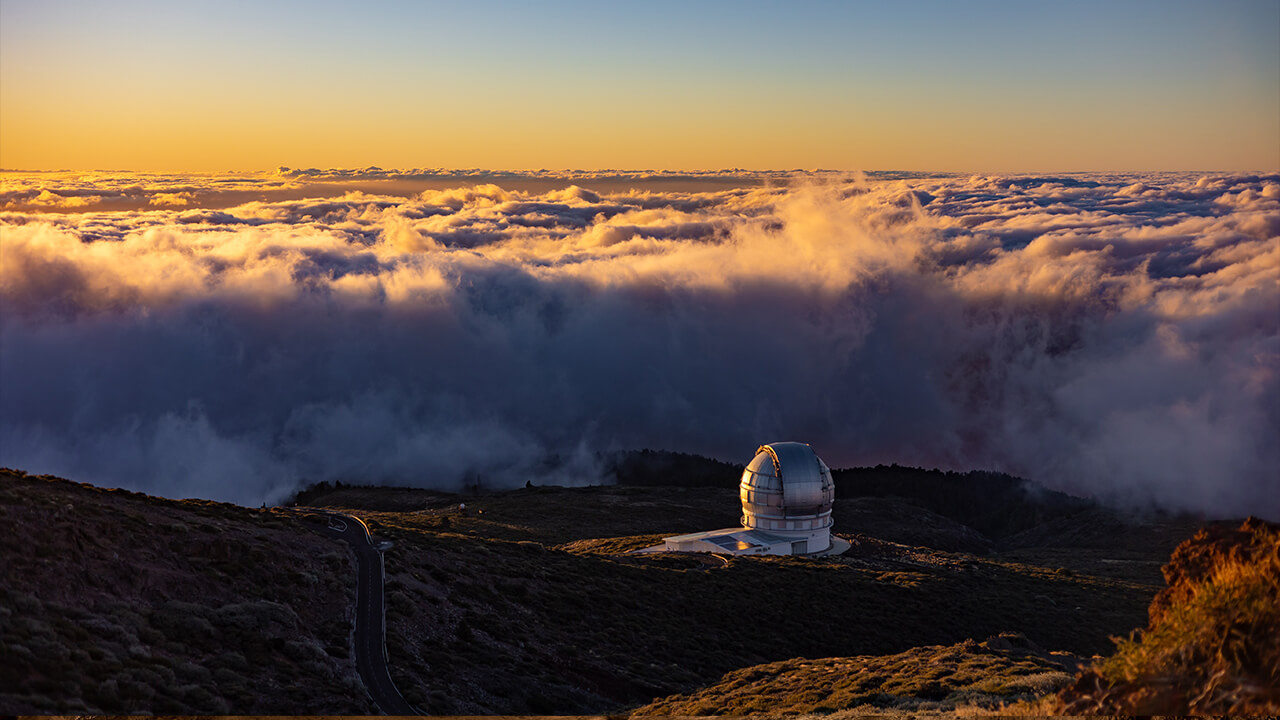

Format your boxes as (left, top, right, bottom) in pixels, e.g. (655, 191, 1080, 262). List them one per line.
(658, 441, 839, 556)
(739, 442, 834, 542)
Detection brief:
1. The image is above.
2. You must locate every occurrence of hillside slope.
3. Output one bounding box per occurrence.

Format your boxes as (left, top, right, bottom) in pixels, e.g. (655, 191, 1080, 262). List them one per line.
(1052, 517, 1280, 715)
(0, 470, 372, 715)
(303, 483, 1171, 714)
(632, 633, 1079, 715)
(1, 461, 1213, 715)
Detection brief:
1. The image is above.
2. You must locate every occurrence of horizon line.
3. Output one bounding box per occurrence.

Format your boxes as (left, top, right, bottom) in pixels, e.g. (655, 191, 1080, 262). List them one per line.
(4, 166, 1277, 176)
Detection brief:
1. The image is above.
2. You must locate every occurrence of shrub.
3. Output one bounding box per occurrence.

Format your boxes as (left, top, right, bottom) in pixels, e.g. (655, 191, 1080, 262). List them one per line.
(1053, 518, 1280, 715)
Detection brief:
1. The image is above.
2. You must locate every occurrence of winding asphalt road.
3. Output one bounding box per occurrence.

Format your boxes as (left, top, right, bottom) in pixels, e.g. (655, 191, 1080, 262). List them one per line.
(299, 508, 419, 716)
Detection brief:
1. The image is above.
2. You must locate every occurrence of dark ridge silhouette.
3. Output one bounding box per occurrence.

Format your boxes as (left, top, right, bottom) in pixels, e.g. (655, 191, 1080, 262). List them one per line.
(286, 448, 1176, 557)
(602, 450, 1096, 540)
(291, 479, 351, 507)
(604, 449, 741, 489)
(831, 464, 1097, 540)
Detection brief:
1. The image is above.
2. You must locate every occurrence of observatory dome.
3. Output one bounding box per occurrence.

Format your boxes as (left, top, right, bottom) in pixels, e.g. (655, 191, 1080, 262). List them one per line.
(658, 441, 839, 556)
(739, 442, 834, 546)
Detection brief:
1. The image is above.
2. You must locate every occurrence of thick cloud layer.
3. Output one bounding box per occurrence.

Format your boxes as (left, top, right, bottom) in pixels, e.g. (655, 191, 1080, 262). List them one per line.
(2, 171, 1277, 517)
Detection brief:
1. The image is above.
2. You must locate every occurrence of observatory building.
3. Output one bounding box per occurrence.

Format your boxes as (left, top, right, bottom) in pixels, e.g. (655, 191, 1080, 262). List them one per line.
(662, 441, 837, 556)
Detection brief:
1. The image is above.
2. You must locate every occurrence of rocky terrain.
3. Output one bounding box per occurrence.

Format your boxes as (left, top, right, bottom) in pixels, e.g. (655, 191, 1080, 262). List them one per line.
(0, 455, 1228, 715)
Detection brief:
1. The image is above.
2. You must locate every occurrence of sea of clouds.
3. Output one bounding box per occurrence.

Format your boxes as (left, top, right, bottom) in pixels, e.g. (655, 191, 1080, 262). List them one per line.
(1, 169, 1276, 517)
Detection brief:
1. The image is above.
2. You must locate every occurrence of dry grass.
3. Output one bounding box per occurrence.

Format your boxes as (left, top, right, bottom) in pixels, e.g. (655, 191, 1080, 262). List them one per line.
(343, 497, 1158, 714)
(3, 467, 1212, 716)
(0, 469, 372, 715)
(1050, 517, 1280, 715)
(630, 634, 1077, 716)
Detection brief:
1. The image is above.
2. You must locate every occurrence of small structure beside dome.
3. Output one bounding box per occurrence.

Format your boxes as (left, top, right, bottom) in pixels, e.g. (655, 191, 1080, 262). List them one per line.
(659, 441, 842, 556)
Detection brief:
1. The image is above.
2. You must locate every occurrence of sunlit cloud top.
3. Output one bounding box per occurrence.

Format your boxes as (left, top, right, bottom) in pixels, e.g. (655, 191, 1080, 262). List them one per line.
(2, 0, 1277, 172)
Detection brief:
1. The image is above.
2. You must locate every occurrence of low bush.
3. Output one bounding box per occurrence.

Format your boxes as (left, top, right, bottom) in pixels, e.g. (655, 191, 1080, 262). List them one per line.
(1053, 518, 1280, 715)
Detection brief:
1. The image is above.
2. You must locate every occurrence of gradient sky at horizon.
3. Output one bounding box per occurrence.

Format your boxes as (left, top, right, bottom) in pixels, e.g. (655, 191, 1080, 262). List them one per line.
(2, 0, 1277, 172)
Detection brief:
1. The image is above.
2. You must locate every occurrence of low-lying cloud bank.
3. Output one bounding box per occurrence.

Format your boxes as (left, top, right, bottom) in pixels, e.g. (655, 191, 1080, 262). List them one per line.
(1, 170, 1276, 517)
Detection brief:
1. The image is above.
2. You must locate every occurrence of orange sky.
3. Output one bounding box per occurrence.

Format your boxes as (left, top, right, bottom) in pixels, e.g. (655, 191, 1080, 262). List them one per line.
(2, 0, 1277, 172)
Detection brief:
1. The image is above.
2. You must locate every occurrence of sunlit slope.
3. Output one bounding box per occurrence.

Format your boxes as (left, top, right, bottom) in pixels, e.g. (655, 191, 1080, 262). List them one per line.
(632, 634, 1080, 715)
(1052, 518, 1280, 715)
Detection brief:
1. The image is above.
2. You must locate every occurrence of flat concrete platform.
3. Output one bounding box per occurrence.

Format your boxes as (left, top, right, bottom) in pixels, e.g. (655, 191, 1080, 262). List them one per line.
(813, 534, 852, 557)
(631, 533, 851, 558)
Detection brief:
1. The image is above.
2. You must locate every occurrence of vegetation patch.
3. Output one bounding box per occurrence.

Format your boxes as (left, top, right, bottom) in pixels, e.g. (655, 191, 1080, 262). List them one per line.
(1051, 517, 1280, 715)
(631, 634, 1077, 715)
(0, 469, 371, 715)
(1, 456, 1223, 716)
(329, 491, 1162, 714)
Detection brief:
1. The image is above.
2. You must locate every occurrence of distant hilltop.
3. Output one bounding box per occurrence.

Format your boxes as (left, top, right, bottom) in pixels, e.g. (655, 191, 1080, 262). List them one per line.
(602, 449, 1095, 541)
